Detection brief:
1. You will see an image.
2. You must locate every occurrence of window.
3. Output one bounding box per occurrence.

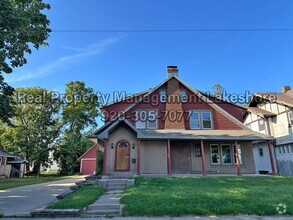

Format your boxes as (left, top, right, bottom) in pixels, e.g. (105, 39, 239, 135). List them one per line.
(159, 90, 167, 103)
(190, 111, 213, 129)
(190, 112, 200, 129)
(201, 112, 212, 129)
(259, 148, 264, 157)
(258, 117, 265, 131)
(180, 90, 188, 103)
(278, 146, 281, 154)
(195, 144, 201, 157)
(281, 146, 285, 154)
(211, 144, 220, 164)
(135, 110, 158, 129)
(290, 144, 293, 153)
(233, 144, 243, 164)
(288, 112, 293, 125)
(221, 144, 232, 164)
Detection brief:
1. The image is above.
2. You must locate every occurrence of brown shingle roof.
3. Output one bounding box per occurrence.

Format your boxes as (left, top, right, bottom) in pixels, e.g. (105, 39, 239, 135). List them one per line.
(254, 90, 293, 107)
(247, 107, 276, 117)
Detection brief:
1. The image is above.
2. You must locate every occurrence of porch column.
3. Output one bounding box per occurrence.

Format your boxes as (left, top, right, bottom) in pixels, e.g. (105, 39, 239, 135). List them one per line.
(267, 140, 275, 176)
(167, 139, 171, 175)
(200, 140, 206, 176)
(234, 140, 241, 176)
(137, 139, 141, 176)
(102, 138, 108, 176)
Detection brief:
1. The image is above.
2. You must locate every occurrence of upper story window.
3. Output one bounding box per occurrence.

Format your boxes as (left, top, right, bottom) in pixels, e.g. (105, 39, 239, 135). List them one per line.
(258, 117, 265, 131)
(190, 111, 213, 129)
(159, 90, 167, 103)
(180, 90, 188, 103)
(288, 111, 293, 126)
(135, 110, 158, 129)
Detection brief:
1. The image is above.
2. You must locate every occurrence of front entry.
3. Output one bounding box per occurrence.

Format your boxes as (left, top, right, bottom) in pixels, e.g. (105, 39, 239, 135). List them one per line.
(171, 141, 191, 174)
(115, 140, 130, 171)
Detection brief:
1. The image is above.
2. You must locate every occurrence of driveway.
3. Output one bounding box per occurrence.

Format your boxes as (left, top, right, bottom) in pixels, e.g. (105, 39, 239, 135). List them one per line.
(0, 176, 85, 216)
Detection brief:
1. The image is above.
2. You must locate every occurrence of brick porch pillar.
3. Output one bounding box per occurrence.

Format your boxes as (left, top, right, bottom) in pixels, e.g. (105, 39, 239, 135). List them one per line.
(167, 139, 171, 175)
(137, 139, 141, 176)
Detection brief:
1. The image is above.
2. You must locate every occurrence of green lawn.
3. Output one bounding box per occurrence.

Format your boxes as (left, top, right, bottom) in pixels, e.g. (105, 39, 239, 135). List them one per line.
(121, 177, 293, 216)
(47, 186, 105, 209)
(0, 174, 74, 190)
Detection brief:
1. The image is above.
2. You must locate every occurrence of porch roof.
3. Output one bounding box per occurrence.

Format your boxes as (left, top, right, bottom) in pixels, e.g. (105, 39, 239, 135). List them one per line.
(0, 148, 18, 158)
(137, 129, 273, 141)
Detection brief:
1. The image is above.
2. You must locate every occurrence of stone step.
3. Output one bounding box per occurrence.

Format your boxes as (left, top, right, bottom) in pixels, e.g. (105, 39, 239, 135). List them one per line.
(87, 204, 120, 211)
(107, 186, 126, 191)
(85, 209, 120, 216)
(107, 183, 127, 188)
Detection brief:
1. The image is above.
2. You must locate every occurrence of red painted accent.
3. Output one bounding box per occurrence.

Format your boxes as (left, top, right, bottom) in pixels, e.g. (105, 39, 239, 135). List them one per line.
(114, 139, 131, 172)
(267, 141, 275, 176)
(103, 139, 108, 176)
(234, 140, 241, 176)
(200, 140, 206, 176)
(167, 140, 171, 175)
(79, 145, 97, 160)
(137, 139, 141, 175)
(81, 159, 96, 175)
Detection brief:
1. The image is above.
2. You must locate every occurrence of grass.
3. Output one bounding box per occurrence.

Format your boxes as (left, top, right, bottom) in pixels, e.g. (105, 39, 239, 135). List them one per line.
(121, 176, 293, 216)
(47, 186, 105, 209)
(0, 173, 76, 190)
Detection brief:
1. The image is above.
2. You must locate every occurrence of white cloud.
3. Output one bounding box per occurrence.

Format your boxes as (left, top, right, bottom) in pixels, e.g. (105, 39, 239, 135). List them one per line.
(6, 37, 121, 83)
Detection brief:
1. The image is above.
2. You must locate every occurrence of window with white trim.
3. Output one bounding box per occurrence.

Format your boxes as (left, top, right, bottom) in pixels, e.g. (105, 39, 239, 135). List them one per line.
(135, 110, 158, 129)
(190, 111, 213, 129)
(211, 144, 220, 164)
(159, 90, 167, 103)
(221, 144, 232, 164)
(259, 148, 264, 157)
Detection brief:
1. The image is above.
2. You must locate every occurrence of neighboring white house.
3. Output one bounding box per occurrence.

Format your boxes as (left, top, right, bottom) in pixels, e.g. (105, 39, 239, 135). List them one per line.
(244, 86, 293, 175)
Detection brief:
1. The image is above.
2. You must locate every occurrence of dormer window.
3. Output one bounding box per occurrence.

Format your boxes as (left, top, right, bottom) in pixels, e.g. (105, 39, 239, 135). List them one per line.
(180, 90, 188, 103)
(159, 89, 167, 103)
(190, 110, 213, 129)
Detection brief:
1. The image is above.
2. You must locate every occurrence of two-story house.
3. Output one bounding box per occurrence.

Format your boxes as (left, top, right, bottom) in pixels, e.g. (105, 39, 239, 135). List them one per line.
(89, 66, 273, 177)
(244, 87, 293, 175)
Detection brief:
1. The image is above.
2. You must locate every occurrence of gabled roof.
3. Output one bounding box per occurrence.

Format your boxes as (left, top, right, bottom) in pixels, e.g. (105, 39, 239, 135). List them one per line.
(0, 148, 18, 158)
(247, 90, 293, 108)
(247, 107, 276, 117)
(77, 144, 99, 161)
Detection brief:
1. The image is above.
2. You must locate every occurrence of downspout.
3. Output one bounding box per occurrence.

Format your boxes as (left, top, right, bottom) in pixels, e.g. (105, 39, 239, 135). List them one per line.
(265, 116, 278, 174)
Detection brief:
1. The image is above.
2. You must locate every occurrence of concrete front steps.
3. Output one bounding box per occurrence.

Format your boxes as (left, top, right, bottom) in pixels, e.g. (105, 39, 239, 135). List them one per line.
(84, 179, 133, 217)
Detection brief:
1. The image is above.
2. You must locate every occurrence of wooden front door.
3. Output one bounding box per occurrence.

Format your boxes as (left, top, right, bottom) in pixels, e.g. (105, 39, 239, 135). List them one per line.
(115, 141, 130, 171)
(171, 142, 190, 174)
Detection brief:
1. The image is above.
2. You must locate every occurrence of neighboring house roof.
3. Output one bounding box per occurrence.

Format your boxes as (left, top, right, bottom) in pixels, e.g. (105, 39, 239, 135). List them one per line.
(247, 107, 276, 117)
(77, 144, 103, 161)
(137, 129, 273, 141)
(7, 160, 28, 164)
(248, 90, 293, 108)
(0, 148, 18, 158)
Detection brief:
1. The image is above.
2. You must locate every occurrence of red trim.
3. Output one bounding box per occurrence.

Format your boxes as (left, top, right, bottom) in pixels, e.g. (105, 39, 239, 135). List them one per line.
(137, 139, 141, 175)
(267, 141, 275, 176)
(234, 140, 241, 176)
(200, 140, 206, 176)
(102, 139, 108, 176)
(114, 139, 131, 172)
(167, 140, 171, 175)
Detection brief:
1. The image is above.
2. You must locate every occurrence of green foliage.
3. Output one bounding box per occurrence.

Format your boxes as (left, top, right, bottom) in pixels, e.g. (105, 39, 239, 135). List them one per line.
(96, 150, 103, 175)
(55, 134, 93, 175)
(0, 0, 51, 124)
(47, 186, 105, 209)
(0, 0, 51, 74)
(54, 81, 99, 175)
(0, 87, 62, 173)
(121, 177, 293, 216)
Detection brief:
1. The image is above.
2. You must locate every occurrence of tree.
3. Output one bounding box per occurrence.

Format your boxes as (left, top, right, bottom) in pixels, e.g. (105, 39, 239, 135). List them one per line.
(0, 0, 51, 123)
(0, 87, 62, 174)
(55, 81, 99, 174)
(212, 84, 225, 98)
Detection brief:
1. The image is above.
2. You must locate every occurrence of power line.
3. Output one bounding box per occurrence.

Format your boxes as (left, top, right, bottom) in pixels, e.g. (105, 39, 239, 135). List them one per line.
(51, 28, 293, 33)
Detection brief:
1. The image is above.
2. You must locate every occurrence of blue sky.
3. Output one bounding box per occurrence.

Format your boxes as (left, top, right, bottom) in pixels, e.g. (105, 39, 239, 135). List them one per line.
(5, 0, 293, 106)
